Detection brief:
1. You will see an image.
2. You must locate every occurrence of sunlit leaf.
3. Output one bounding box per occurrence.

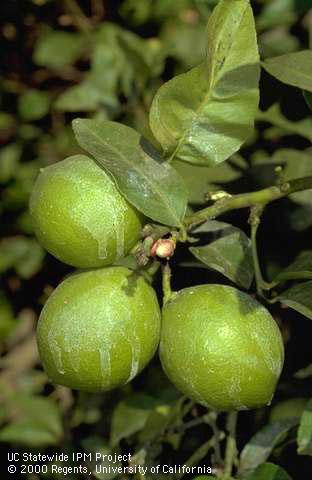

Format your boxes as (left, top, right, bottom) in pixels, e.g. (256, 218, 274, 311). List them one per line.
(150, 0, 260, 166)
(18, 90, 50, 121)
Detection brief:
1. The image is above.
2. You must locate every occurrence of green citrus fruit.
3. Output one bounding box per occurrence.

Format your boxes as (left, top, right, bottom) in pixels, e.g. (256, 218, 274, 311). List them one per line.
(160, 284, 284, 411)
(29, 155, 143, 268)
(37, 267, 161, 391)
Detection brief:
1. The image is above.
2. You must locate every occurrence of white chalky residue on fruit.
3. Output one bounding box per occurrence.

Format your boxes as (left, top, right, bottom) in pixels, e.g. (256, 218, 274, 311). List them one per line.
(99, 347, 112, 384)
(111, 201, 125, 260)
(48, 334, 65, 375)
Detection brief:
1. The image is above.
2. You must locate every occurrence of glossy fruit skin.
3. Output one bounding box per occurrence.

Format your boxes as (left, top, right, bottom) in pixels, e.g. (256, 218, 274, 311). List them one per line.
(37, 267, 161, 392)
(160, 285, 284, 411)
(29, 155, 143, 268)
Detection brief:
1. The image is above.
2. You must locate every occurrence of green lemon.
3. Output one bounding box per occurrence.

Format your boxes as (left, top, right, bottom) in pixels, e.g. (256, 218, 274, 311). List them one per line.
(160, 285, 284, 411)
(29, 155, 143, 268)
(37, 267, 161, 391)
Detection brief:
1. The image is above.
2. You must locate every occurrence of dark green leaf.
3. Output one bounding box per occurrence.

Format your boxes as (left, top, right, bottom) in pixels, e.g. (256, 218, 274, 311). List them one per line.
(110, 394, 159, 446)
(297, 399, 312, 455)
(277, 280, 312, 320)
(303, 90, 312, 111)
(0, 291, 16, 341)
(73, 119, 187, 227)
(190, 225, 254, 289)
(239, 419, 298, 474)
(274, 251, 312, 282)
(149, 0, 260, 166)
(33, 30, 85, 68)
(244, 462, 292, 480)
(294, 364, 312, 379)
(262, 51, 312, 92)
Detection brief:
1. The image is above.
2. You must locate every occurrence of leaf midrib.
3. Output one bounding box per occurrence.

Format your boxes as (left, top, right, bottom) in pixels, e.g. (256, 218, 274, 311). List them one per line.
(78, 122, 183, 226)
(168, 1, 249, 163)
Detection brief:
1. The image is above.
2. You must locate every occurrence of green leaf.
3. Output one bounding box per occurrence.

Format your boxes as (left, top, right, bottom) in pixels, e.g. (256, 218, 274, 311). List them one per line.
(244, 462, 292, 480)
(0, 291, 16, 341)
(33, 30, 85, 68)
(294, 364, 312, 379)
(274, 251, 312, 282)
(172, 159, 242, 204)
(239, 419, 298, 474)
(73, 119, 188, 227)
(262, 51, 312, 92)
(257, 104, 312, 142)
(110, 394, 159, 446)
(0, 395, 63, 447)
(277, 280, 312, 320)
(55, 81, 102, 112)
(0, 144, 22, 183)
(297, 399, 312, 455)
(149, 0, 260, 166)
(190, 224, 254, 289)
(82, 437, 121, 480)
(303, 90, 312, 111)
(273, 149, 312, 206)
(18, 90, 50, 121)
(259, 28, 299, 59)
(0, 237, 44, 279)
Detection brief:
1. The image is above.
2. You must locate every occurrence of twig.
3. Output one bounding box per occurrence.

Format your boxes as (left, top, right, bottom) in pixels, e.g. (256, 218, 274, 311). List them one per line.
(184, 176, 312, 229)
(249, 205, 266, 297)
(223, 412, 238, 479)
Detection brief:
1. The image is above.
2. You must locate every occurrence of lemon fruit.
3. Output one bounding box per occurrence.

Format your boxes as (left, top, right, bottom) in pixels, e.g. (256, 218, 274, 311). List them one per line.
(37, 267, 161, 391)
(160, 284, 284, 411)
(30, 155, 143, 268)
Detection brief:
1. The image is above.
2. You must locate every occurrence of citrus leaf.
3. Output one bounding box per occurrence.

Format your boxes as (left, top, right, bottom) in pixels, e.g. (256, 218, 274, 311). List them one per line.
(262, 51, 312, 92)
(18, 90, 50, 121)
(110, 394, 159, 446)
(273, 149, 312, 206)
(190, 226, 254, 289)
(33, 30, 85, 68)
(0, 395, 63, 447)
(239, 419, 298, 474)
(303, 91, 312, 111)
(149, 0, 260, 166)
(73, 119, 187, 227)
(244, 462, 292, 480)
(274, 251, 312, 282)
(172, 159, 242, 204)
(257, 104, 312, 142)
(277, 281, 312, 320)
(297, 399, 312, 455)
